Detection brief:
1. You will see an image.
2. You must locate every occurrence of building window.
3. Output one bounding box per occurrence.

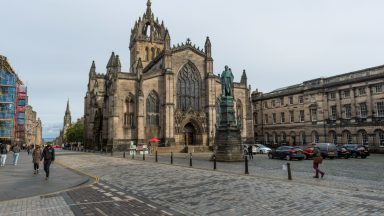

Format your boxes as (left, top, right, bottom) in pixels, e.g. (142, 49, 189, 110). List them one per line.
(376, 102, 384, 117)
(344, 104, 352, 119)
(236, 100, 243, 128)
(347, 132, 352, 144)
(373, 84, 383, 93)
(177, 63, 200, 111)
(299, 95, 304, 104)
(358, 103, 367, 118)
(357, 87, 366, 96)
(281, 112, 285, 123)
(264, 114, 268, 124)
(361, 131, 368, 145)
(330, 106, 337, 120)
(272, 113, 276, 124)
(264, 102, 268, 109)
(329, 92, 336, 100)
(146, 91, 160, 126)
(310, 108, 317, 122)
(253, 113, 258, 125)
(271, 100, 275, 107)
(299, 110, 304, 122)
(282, 132, 287, 143)
(341, 90, 350, 98)
(289, 96, 293, 105)
(289, 110, 294, 123)
(379, 131, 384, 147)
(280, 97, 284, 106)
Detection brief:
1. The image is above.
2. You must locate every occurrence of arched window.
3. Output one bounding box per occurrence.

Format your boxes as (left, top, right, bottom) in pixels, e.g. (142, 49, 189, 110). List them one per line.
(145, 47, 149, 61)
(378, 130, 384, 147)
(311, 131, 319, 143)
(216, 98, 221, 127)
(281, 132, 287, 143)
(151, 47, 155, 60)
(124, 96, 135, 128)
(236, 99, 243, 128)
(146, 91, 159, 126)
(300, 131, 306, 145)
(273, 132, 278, 144)
(329, 131, 337, 144)
(359, 130, 368, 145)
(156, 48, 161, 56)
(177, 63, 200, 111)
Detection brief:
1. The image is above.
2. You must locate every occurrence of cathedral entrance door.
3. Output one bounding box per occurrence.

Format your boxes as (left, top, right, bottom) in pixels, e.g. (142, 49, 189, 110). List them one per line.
(183, 123, 196, 146)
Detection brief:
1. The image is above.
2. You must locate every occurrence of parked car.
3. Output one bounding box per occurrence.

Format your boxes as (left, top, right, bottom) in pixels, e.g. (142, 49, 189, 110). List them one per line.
(314, 143, 337, 159)
(336, 146, 351, 159)
(297, 146, 314, 159)
(343, 144, 370, 158)
(52, 145, 62, 149)
(268, 146, 306, 160)
(255, 144, 272, 154)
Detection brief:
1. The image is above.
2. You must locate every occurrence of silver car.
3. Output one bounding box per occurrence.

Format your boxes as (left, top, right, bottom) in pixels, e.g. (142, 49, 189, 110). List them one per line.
(255, 144, 272, 154)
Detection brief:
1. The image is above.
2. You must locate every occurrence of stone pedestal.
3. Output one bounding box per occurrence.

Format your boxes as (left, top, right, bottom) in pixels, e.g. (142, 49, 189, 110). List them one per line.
(215, 96, 244, 162)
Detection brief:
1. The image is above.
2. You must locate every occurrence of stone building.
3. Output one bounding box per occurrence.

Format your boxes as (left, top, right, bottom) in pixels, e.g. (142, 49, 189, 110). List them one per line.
(25, 105, 43, 147)
(252, 65, 384, 153)
(84, 0, 253, 151)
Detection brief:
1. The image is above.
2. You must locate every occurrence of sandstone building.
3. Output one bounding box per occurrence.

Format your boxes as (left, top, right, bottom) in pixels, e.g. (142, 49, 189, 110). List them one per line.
(252, 65, 384, 153)
(84, 1, 253, 151)
(25, 105, 43, 147)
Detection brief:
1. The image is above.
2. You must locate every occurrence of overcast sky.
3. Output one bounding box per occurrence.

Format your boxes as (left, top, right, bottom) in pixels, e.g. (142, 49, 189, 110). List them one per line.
(1, 0, 384, 138)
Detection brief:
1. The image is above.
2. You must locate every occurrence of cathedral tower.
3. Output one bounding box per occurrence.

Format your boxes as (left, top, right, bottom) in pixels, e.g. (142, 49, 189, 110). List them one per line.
(64, 100, 71, 130)
(129, 0, 167, 69)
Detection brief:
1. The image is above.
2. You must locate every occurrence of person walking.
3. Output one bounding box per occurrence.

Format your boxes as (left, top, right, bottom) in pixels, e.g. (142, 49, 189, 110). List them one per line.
(11, 144, 21, 166)
(312, 143, 325, 179)
(41, 144, 55, 180)
(0, 143, 7, 167)
(247, 145, 253, 160)
(32, 145, 42, 174)
(27, 145, 31, 155)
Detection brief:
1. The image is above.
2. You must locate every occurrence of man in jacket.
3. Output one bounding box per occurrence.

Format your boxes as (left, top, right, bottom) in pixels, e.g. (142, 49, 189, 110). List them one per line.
(0, 143, 7, 167)
(312, 143, 325, 179)
(41, 144, 55, 180)
(12, 144, 21, 166)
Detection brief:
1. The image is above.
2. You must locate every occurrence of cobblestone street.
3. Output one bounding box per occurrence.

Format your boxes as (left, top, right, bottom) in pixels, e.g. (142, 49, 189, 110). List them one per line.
(1, 152, 383, 215)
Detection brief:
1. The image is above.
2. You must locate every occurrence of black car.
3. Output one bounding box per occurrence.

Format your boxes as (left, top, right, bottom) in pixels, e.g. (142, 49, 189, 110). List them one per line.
(336, 146, 351, 159)
(343, 144, 370, 158)
(268, 146, 306, 160)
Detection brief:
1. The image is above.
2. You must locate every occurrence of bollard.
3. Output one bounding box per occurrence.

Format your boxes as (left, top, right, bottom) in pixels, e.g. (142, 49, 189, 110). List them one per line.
(287, 163, 292, 180)
(132, 151, 135, 159)
(123, 151, 126, 158)
(189, 153, 193, 167)
(155, 151, 158, 162)
(213, 154, 217, 170)
(171, 152, 173, 164)
(143, 151, 145, 160)
(244, 155, 249, 174)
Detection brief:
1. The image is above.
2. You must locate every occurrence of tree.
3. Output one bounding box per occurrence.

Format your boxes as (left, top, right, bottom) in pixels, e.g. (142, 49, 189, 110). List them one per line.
(64, 122, 84, 144)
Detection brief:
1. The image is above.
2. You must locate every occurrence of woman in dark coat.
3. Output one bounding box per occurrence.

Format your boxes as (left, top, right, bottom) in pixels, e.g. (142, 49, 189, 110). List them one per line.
(32, 145, 42, 174)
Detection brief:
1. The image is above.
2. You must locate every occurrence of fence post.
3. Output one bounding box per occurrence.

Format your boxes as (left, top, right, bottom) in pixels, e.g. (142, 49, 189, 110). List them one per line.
(123, 151, 126, 158)
(213, 154, 216, 170)
(189, 153, 192, 167)
(143, 151, 145, 160)
(287, 163, 292, 180)
(171, 152, 173, 164)
(155, 151, 158, 162)
(245, 156, 249, 174)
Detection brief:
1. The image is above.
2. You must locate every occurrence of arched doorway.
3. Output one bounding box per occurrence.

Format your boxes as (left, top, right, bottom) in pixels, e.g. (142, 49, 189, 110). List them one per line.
(183, 123, 196, 146)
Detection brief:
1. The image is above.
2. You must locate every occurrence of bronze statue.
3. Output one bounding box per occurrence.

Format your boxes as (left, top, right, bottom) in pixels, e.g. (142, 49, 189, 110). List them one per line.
(221, 66, 234, 96)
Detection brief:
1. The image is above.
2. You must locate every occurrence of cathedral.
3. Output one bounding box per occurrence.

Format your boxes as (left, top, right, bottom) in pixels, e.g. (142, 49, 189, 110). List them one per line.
(84, 0, 253, 151)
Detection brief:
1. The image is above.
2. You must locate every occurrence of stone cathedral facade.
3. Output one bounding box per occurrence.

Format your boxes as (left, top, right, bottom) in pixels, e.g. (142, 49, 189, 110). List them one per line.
(84, 1, 253, 151)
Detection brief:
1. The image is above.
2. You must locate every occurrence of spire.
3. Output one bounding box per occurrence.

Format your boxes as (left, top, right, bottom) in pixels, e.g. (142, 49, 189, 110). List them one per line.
(89, 60, 96, 77)
(107, 52, 115, 68)
(115, 55, 121, 72)
(65, 99, 70, 115)
(164, 29, 171, 51)
(240, 69, 247, 85)
(146, 0, 152, 18)
(205, 36, 211, 57)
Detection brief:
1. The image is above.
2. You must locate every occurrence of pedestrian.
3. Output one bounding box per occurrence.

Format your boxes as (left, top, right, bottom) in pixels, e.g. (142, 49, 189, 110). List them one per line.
(11, 144, 21, 166)
(248, 145, 253, 160)
(0, 143, 7, 167)
(41, 144, 55, 180)
(312, 143, 325, 179)
(27, 145, 31, 155)
(32, 145, 42, 174)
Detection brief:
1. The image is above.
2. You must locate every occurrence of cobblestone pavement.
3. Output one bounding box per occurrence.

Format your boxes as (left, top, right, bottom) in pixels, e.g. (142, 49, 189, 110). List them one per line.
(0, 181, 176, 216)
(54, 152, 384, 216)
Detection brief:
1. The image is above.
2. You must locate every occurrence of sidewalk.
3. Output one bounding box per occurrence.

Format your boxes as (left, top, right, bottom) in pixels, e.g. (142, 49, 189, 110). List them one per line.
(0, 150, 89, 201)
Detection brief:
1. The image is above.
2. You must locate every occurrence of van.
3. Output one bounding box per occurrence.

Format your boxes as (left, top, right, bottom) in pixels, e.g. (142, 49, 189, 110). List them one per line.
(314, 143, 337, 159)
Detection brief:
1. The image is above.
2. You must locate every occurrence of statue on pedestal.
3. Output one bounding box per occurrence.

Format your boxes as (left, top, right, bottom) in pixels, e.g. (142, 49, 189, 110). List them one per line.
(221, 66, 234, 97)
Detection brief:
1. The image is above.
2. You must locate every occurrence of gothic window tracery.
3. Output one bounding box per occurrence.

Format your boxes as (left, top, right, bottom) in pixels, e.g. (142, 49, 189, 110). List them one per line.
(236, 99, 243, 128)
(124, 96, 135, 128)
(146, 91, 160, 126)
(177, 63, 200, 111)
